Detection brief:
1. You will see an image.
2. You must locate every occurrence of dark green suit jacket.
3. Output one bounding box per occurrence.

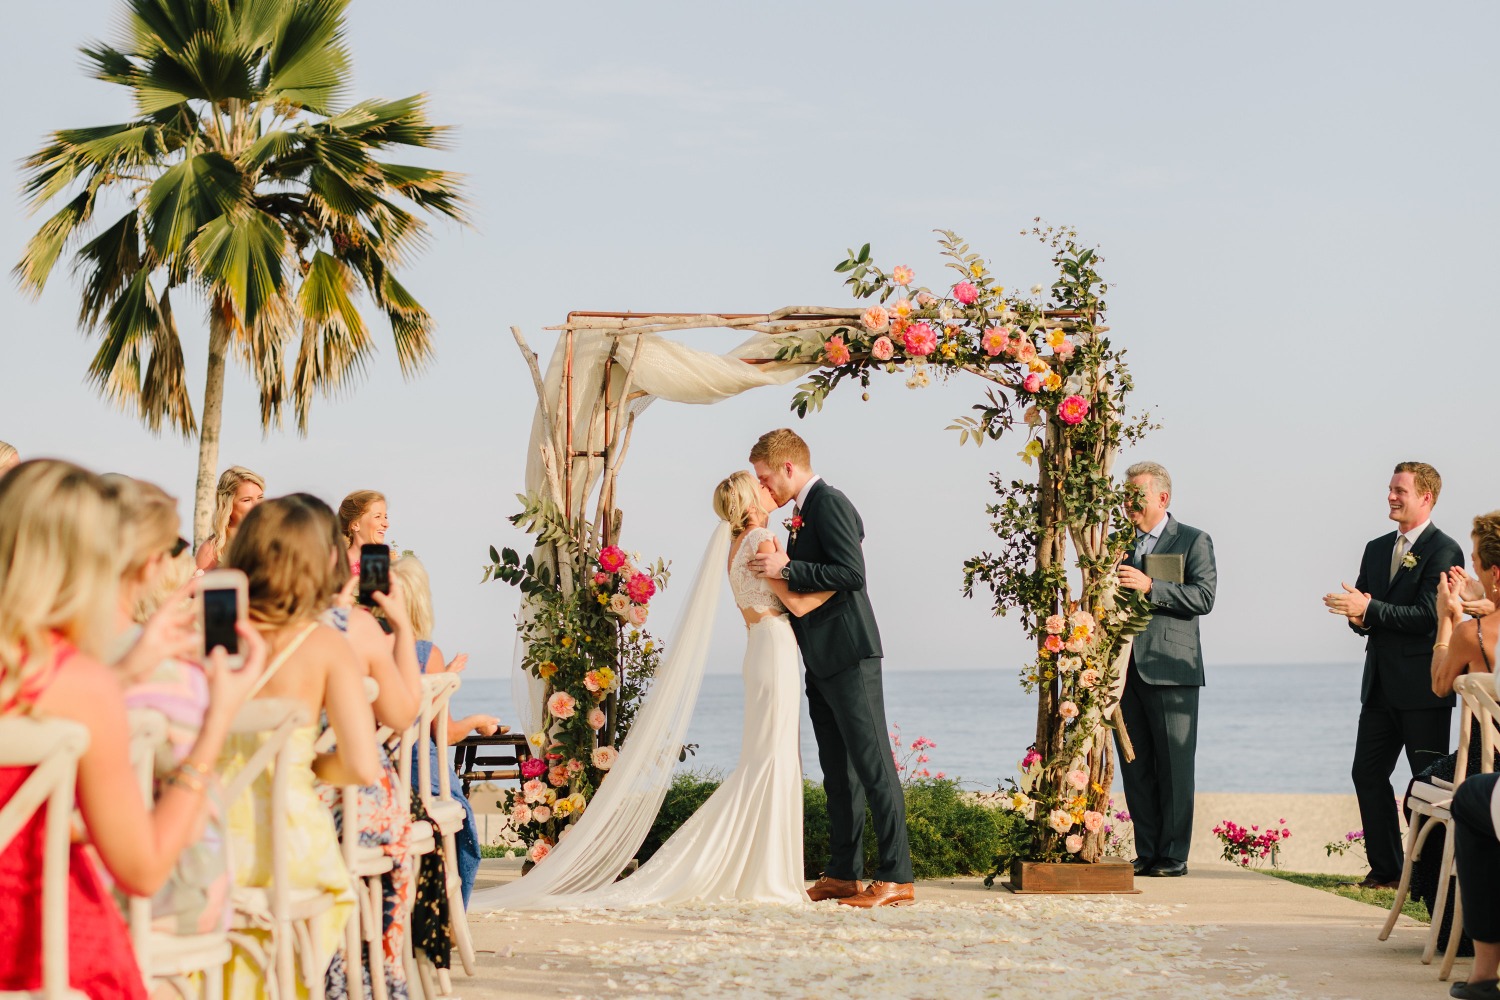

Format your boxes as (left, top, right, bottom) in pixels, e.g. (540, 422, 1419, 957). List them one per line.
(1130, 515, 1217, 687)
(785, 479, 883, 679)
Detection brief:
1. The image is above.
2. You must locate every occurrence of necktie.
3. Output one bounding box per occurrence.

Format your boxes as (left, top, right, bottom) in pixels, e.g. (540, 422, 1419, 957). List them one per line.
(1390, 535, 1409, 581)
(1133, 530, 1149, 568)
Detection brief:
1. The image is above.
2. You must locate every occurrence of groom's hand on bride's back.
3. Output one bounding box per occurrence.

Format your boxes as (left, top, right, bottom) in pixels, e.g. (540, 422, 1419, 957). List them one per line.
(748, 536, 790, 579)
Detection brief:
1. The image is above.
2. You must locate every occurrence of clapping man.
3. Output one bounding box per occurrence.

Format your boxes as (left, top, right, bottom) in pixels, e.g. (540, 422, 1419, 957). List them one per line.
(1114, 462, 1218, 878)
(1324, 462, 1464, 890)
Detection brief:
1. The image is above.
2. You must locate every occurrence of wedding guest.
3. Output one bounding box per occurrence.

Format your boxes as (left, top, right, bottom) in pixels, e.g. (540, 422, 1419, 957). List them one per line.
(195, 466, 265, 571)
(1324, 462, 1464, 890)
(104, 474, 232, 936)
(0, 459, 266, 997)
(391, 552, 499, 904)
(1449, 769, 1500, 1000)
(1114, 461, 1217, 878)
(339, 489, 388, 569)
(0, 441, 17, 477)
(220, 495, 382, 999)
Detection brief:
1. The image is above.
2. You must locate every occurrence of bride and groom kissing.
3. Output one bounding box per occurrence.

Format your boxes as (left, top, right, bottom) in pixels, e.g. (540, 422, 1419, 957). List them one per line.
(472, 428, 913, 911)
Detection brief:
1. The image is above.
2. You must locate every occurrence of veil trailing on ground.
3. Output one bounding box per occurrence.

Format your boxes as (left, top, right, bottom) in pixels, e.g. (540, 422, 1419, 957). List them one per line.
(472, 521, 732, 910)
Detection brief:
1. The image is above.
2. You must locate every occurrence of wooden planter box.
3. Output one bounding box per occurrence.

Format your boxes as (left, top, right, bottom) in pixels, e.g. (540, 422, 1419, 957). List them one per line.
(1007, 856, 1139, 894)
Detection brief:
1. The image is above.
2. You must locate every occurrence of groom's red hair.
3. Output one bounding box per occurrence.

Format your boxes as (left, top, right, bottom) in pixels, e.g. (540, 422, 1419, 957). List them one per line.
(750, 429, 811, 470)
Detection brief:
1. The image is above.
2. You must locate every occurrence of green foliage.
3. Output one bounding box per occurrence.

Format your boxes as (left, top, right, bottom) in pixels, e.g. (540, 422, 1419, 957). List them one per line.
(645, 774, 1030, 882)
(1265, 871, 1429, 924)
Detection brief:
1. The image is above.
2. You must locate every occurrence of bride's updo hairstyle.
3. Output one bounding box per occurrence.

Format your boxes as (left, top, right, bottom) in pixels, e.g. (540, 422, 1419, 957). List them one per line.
(226, 493, 348, 627)
(713, 471, 764, 539)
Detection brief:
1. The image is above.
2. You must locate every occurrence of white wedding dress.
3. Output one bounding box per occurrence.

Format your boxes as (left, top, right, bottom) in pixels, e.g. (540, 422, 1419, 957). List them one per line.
(470, 523, 809, 910)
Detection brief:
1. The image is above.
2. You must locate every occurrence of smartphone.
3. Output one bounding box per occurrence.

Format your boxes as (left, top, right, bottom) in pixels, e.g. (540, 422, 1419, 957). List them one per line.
(196, 569, 248, 669)
(358, 543, 391, 607)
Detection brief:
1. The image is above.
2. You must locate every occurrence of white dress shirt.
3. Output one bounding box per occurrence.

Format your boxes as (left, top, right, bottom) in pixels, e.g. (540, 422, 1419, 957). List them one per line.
(794, 475, 822, 513)
(1134, 513, 1170, 562)
(1394, 519, 1430, 555)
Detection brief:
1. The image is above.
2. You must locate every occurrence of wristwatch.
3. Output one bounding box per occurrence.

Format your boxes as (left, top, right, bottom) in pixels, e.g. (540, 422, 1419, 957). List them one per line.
(780, 565, 791, 580)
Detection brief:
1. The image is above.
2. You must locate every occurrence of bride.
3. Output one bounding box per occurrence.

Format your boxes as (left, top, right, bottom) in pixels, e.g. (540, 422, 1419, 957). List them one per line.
(470, 472, 829, 910)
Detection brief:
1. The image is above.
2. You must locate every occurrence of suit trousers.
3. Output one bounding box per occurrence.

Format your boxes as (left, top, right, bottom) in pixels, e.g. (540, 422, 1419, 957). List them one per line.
(1115, 658, 1200, 864)
(805, 657, 912, 884)
(1352, 675, 1452, 881)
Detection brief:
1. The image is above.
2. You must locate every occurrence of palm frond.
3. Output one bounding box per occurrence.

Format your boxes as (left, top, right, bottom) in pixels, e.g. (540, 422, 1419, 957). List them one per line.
(291, 250, 373, 430)
(264, 0, 351, 113)
(88, 268, 156, 402)
(139, 285, 196, 434)
(189, 204, 289, 330)
(145, 151, 240, 262)
(15, 192, 94, 295)
(376, 162, 465, 222)
(378, 271, 434, 376)
(238, 289, 296, 428)
(74, 211, 147, 328)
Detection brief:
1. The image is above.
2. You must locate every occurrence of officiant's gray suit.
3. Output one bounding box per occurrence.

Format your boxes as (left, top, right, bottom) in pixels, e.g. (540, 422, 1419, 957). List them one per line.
(1114, 513, 1217, 868)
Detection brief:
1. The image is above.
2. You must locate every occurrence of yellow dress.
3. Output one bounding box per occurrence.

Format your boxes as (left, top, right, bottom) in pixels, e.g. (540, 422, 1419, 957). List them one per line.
(218, 625, 355, 998)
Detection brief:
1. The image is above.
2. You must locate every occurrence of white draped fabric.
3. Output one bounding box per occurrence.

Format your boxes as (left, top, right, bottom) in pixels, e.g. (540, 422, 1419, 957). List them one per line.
(510, 330, 814, 736)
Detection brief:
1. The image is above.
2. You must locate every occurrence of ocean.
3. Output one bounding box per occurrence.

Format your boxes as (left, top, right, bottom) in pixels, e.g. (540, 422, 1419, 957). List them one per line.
(451, 662, 1435, 796)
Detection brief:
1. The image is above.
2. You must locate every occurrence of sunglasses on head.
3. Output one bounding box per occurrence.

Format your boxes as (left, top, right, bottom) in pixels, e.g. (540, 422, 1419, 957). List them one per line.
(169, 537, 189, 558)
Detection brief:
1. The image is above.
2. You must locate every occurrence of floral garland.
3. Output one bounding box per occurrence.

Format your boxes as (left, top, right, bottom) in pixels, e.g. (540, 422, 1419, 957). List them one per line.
(779, 228, 1153, 866)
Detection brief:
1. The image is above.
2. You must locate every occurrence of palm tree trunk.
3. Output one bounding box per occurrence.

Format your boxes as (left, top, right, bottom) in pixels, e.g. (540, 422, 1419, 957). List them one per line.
(193, 297, 233, 548)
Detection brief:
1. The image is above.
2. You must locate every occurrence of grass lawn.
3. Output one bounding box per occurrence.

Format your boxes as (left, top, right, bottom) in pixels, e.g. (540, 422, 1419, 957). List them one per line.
(1265, 870, 1429, 924)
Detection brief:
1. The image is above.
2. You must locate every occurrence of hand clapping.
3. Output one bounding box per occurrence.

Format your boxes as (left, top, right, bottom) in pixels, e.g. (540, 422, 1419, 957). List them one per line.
(1323, 582, 1371, 623)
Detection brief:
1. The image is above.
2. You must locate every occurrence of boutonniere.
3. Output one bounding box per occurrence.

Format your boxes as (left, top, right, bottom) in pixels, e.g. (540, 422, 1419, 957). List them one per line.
(1402, 551, 1419, 570)
(783, 514, 803, 541)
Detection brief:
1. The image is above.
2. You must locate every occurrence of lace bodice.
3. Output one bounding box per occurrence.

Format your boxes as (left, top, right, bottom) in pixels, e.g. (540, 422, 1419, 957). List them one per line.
(729, 527, 786, 616)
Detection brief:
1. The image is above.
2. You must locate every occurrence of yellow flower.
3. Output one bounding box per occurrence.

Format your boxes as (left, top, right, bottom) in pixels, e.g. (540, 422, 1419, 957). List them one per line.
(567, 792, 586, 812)
(597, 594, 609, 605)
(1090, 782, 1104, 795)
(1046, 328, 1067, 350)
(544, 789, 557, 805)
(939, 342, 957, 359)
(553, 798, 574, 818)
(643, 641, 655, 655)
(1027, 357, 1050, 374)
(560, 637, 573, 648)
(969, 262, 986, 278)
(538, 661, 557, 680)
(1043, 372, 1062, 391)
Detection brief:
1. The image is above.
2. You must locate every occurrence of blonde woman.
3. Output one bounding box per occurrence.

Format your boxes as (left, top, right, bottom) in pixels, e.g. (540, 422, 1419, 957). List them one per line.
(105, 474, 233, 937)
(0, 460, 267, 997)
(472, 471, 828, 911)
(338, 489, 387, 570)
(220, 495, 382, 999)
(194, 466, 265, 571)
(0, 440, 17, 477)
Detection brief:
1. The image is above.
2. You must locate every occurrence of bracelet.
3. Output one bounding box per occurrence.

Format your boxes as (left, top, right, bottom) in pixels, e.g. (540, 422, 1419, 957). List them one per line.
(166, 761, 211, 795)
(1433, 642, 1450, 652)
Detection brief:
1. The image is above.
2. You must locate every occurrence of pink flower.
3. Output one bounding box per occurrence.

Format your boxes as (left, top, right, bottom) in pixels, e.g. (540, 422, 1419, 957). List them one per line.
(951, 281, 979, 305)
(902, 322, 937, 357)
(1066, 769, 1089, 790)
(870, 336, 894, 361)
(1022, 373, 1044, 394)
(1047, 809, 1074, 834)
(593, 572, 608, 586)
(1069, 610, 1096, 631)
(823, 334, 852, 366)
(626, 572, 656, 604)
(522, 778, 547, 804)
(860, 306, 890, 333)
(935, 771, 946, 779)
(1084, 810, 1105, 833)
(519, 757, 547, 780)
(1020, 749, 1042, 769)
(587, 707, 606, 731)
(891, 265, 914, 285)
(1065, 834, 1084, 853)
(1057, 395, 1090, 425)
(1053, 339, 1076, 360)
(1059, 700, 1080, 720)
(1044, 614, 1067, 635)
(565, 759, 584, 775)
(1064, 636, 1088, 653)
(547, 765, 569, 788)
(1016, 341, 1037, 363)
(531, 805, 552, 824)
(627, 604, 648, 626)
(981, 326, 1008, 356)
(527, 841, 551, 863)
(916, 291, 936, 308)
(598, 546, 626, 573)
(892, 297, 913, 319)
(510, 802, 532, 826)
(592, 746, 619, 770)
(1079, 668, 1101, 688)
(546, 691, 576, 720)
(1043, 634, 1063, 653)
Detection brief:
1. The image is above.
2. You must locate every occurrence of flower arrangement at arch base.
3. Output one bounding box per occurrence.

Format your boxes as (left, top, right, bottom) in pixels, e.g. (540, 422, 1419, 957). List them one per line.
(486, 507, 670, 861)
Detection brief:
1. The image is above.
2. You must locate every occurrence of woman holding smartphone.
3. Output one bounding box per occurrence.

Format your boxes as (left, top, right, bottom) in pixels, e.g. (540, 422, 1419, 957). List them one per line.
(220, 496, 383, 999)
(0, 460, 268, 997)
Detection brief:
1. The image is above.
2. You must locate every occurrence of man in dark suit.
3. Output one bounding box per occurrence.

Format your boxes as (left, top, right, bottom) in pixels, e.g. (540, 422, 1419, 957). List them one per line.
(1114, 461, 1218, 878)
(747, 428, 913, 907)
(1324, 461, 1464, 889)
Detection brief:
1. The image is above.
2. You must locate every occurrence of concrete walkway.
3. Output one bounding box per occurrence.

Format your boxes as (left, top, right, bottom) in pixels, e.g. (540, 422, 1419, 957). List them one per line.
(451, 859, 1455, 999)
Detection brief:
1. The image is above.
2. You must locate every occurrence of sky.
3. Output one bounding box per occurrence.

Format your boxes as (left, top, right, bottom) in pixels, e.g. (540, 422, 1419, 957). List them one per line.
(2, 0, 1497, 684)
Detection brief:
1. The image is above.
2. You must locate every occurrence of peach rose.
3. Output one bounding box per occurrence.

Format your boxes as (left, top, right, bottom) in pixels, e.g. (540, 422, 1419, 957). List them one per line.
(510, 802, 532, 826)
(891, 265, 914, 286)
(1059, 700, 1080, 720)
(1065, 834, 1084, 853)
(522, 778, 547, 804)
(861, 305, 890, 333)
(592, 746, 619, 770)
(609, 593, 630, 617)
(587, 707, 607, 730)
(531, 805, 552, 824)
(1054, 339, 1076, 360)
(565, 759, 584, 775)
(547, 765, 569, 788)
(546, 691, 576, 720)
(1079, 668, 1101, 688)
(823, 334, 852, 366)
(1044, 614, 1066, 635)
(870, 336, 894, 361)
(916, 291, 936, 308)
(1047, 808, 1074, 834)
(1083, 811, 1105, 833)
(1066, 769, 1089, 790)
(1017, 341, 1038, 363)
(527, 841, 551, 863)
(627, 604, 648, 626)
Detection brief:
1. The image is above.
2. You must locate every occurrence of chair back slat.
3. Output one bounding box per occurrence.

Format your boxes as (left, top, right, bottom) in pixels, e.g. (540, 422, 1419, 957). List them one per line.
(124, 710, 169, 976)
(1456, 673, 1500, 776)
(222, 700, 308, 806)
(0, 716, 89, 997)
(415, 674, 460, 811)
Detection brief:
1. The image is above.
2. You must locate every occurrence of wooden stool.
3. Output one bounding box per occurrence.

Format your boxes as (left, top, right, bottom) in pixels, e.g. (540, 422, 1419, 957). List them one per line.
(453, 732, 533, 798)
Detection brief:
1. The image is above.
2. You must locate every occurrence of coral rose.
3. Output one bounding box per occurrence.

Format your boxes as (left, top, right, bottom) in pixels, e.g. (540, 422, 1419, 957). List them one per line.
(1059, 700, 1080, 720)
(1065, 834, 1084, 853)
(587, 707, 606, 730)
(870, 336, 894, 361)
(892, 265, 914, 286)
(951, 281, 979, 305)
(1044, 614, 1066, 635)
(1047, 809, 1074, 834)
(527, 841, 551, 863)
(1016, 341, 1038, 363)
(1043, 634, 1063, 653)
(1058, 394, 1091, 426)
(1022, 373, 1044, 394)
(822, 334, 852, 366)
(626, 573, 656, 604)
(598, 545, 626, 573)
(902, 322, 937, 357)
(546, 691, 577, 720)
(593, 572, 608, 586)
(1053, 339, 1076, 360)
(860, 306, 890, 333)
(531, 805, 552, 824)
(547, 765, 569, 788)
(592, 746, 619, 770)
(1084, 811, 1105, 833)
(981, 326, 1008, 357)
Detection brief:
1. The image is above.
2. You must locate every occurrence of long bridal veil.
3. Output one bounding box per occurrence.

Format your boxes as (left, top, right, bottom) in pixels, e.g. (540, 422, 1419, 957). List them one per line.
(471, 521, 732, 910)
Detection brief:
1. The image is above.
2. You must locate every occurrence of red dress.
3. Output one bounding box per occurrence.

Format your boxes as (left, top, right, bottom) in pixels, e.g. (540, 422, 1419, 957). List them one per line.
(0, 643, 147, 998)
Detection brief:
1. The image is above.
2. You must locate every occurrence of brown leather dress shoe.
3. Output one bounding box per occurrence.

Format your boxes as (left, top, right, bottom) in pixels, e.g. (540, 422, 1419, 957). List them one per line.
(807, 876, 863, 902)
(836, 880, 915, 908)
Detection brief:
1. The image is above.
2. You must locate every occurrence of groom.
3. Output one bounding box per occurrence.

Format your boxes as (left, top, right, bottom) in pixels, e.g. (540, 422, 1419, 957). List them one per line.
(748, 428, 914, 907)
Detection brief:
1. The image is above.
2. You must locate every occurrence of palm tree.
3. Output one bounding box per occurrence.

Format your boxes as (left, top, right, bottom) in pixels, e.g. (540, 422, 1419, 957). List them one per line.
(16, 0, 466, 543)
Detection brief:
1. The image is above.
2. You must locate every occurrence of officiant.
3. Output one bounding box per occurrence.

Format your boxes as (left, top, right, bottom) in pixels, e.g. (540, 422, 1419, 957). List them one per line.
(1114, 461, 1218, 878)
